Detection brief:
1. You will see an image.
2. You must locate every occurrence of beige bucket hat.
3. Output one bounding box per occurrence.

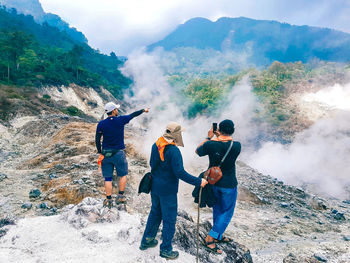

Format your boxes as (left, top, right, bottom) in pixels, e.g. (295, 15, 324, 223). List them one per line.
(163, 122, 185, 147)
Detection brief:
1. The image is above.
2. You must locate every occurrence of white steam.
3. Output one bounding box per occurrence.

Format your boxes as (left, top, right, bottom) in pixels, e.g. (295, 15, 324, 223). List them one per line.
(303, 83, 350, 110)
(218, 76, 262, 146)
(247, 85, 350, 199)
(121, 50, 258, 172)
(122, 50, 350, 199)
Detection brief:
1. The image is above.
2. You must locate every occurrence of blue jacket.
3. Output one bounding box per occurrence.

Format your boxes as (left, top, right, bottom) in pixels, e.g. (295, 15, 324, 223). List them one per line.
(95, 109, 144, 152)
(150, 143, 201, 196)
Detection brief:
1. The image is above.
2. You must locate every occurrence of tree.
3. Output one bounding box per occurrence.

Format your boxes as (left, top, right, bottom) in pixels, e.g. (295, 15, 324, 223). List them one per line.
(185, 79, 223, 117)
(0, 30, 33, 82)
(67, 44, 84, 80)
(18, 49, 39, 78)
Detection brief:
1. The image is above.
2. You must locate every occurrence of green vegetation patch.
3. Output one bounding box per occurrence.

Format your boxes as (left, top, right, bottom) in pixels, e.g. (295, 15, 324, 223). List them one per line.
(61, 106, 84, 117)
(0, 7, 131, 98)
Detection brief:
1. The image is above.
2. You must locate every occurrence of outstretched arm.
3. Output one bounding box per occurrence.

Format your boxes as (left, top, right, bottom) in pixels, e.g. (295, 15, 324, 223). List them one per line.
(170, 148, 202, 186)
(122, 108, 149, 124)
(129, 109, 146, 119)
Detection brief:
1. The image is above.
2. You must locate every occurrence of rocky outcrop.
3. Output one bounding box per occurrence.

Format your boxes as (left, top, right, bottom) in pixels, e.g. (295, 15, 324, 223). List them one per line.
(59, 197, 253, 262)
(174, 211, 252, 263)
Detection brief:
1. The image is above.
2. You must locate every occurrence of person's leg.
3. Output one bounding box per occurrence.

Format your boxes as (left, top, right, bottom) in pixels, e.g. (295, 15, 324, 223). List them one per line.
(209, 186, 238, 240)
(141, 193, 162, 244)
(159, 194, 177, 252)
(101, 158, 114, 198)
(105, 180, 113, 196)
(118, 176, 127, 192)
(205, 186, 224, 253)
(212, 186, 223, 228)
(115, 151, 128, 203)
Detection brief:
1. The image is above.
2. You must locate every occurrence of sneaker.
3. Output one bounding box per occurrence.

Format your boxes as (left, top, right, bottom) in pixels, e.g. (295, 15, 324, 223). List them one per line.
(103, 198, 113, 209)
(139, 238, 158, 250)
(115, 194, 126, 205)
(160, 250, 179, 260)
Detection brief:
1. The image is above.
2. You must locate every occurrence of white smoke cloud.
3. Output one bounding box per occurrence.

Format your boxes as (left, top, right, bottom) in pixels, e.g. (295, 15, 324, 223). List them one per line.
(151, 47, 252, 75)
(122, 50, 350, 199)
(303, 83, 350, 111)
(121, 50, 259, 172)
(218, 76, 262, 147)
(247, 84, 350, 199)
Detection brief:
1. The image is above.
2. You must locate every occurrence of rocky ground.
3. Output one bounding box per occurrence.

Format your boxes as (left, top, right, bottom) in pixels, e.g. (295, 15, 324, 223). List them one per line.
(0, 111, 349, 262)
(0, 85, 349, 262)
(0, 113, 252, 262)
(180, 163, 350, 263)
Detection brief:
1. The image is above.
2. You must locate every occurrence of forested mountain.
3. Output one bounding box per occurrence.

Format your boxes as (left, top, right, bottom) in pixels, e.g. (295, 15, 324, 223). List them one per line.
(0, 6, 130, 97)
(148, 17, 350, 65)
(0, 0, 87, 43)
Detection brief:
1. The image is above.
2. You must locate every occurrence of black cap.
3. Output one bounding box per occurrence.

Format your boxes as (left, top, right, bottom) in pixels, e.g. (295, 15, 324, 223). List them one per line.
(219, 119, 235, 135)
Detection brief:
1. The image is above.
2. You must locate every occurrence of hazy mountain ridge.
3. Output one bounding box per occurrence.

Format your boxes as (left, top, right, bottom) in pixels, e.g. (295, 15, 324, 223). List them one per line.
(0, 0, 87, 43)
(148, 17, 350, 65)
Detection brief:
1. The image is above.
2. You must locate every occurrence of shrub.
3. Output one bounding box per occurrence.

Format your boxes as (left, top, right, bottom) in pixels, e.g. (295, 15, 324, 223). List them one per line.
(42, 94, 51, 100)
(62, 106, 83, 117)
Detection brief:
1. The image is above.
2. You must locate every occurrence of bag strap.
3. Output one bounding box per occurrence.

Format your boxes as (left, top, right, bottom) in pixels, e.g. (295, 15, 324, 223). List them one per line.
(219, 141, 233, 167)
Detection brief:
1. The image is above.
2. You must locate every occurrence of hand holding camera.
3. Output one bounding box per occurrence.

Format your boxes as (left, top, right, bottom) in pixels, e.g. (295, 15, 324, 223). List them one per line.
(208, 123, 218, 139)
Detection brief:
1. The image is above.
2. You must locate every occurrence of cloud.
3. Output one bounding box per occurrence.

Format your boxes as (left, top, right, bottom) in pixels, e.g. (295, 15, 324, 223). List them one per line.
(39, 0, 350, 55)
(120, 49, 264, 175)
(122, 50, 350, 198)
(247, 83, 350, 199)
(303, 83, 350, 111)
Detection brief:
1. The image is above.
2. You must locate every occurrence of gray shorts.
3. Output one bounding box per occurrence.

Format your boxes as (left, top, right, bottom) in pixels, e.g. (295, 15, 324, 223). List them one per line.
(101, 150, 128, 180)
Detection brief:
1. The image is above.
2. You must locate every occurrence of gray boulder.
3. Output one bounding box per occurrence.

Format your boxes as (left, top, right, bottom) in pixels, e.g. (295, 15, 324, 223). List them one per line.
(0, 173, 7, 182)
(21, 203, 32, 209)
(29, 189, 41, 199)
(173, 210, 253, 263)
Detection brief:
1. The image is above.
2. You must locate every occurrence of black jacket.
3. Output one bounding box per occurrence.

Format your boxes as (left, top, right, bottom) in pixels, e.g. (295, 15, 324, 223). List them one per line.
(192, 172, 216, 208)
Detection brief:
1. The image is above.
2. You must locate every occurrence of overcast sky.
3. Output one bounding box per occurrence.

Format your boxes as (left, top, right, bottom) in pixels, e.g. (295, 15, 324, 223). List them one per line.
(39, 0, 350, 56)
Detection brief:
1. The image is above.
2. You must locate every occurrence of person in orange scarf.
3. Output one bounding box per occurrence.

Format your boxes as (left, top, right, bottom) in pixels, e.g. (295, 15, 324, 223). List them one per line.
(140, 122, 207, 260)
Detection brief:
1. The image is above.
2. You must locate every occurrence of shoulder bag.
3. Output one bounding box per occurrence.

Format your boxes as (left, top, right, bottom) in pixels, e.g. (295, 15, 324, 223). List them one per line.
(204, 141, 233, 185)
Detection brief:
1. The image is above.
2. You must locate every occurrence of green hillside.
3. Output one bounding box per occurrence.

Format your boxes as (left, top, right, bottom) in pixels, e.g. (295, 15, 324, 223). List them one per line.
(0, 6, 130, 97)
(0, 0, 87, 43)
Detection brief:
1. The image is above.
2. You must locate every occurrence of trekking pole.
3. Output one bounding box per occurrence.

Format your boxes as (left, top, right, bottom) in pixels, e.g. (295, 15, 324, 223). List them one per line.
(196, 186, 203, 263)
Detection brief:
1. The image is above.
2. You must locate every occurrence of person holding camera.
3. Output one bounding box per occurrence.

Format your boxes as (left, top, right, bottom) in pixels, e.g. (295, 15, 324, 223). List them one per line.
(95, 102, 149, 208)
(195, 119, 241, 254)
(140, 122, 208, 260)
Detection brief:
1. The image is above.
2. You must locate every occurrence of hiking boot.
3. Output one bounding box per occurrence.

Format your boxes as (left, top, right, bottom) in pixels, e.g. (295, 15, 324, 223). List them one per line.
(139, 238, 158, 250)
(160, 250, 179, 260)
(115, 194, 126, 205)
(103, 198, 113, 209)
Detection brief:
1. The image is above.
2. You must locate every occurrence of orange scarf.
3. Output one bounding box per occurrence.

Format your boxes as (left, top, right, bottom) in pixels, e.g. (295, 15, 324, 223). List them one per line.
(156, 136, 175, 161)
(212, 135, 233, 142)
